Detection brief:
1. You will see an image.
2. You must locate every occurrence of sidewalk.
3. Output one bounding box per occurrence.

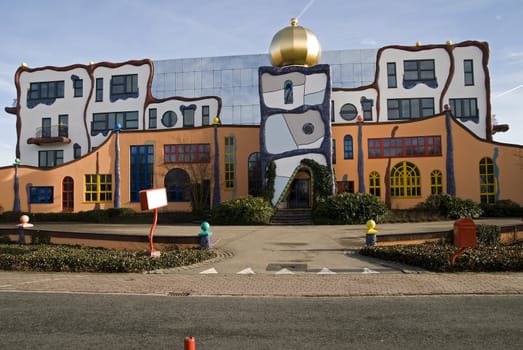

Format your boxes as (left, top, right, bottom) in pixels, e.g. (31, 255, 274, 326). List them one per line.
(0, 218, 522, 297)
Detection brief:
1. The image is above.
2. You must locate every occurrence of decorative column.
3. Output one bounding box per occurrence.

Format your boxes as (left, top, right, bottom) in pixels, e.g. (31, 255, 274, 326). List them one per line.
(13, 158, 21, 212)
(212, 117, 221, 207)
(357, 115, 366, 193)
(114, 124, 121, 208)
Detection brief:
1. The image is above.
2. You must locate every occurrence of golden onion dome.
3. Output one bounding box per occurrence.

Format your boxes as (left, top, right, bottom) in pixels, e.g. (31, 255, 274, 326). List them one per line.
(269, 18, 321, 67)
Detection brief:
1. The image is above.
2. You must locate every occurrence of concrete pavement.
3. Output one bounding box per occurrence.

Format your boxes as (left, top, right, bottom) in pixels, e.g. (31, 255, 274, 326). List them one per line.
(0, 218, 522, 296)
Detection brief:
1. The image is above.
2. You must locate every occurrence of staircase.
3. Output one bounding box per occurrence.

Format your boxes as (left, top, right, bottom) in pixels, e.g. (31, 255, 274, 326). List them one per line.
(270, 209, 313, 225)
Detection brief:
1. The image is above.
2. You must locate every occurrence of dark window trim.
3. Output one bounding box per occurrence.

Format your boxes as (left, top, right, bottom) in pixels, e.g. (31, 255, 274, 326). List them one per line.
(368, 135, 442, 158)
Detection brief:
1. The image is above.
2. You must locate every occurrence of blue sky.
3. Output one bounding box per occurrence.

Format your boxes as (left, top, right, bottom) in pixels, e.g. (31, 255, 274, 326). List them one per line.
(0, 0, 521, 166)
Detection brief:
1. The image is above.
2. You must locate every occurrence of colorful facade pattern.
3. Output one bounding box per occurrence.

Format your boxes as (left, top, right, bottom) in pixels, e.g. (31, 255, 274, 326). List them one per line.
(1, 40, 522, 214)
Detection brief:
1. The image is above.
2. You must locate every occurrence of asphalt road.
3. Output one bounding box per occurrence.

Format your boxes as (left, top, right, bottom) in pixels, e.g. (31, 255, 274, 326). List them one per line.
(1, 292, 522, 349)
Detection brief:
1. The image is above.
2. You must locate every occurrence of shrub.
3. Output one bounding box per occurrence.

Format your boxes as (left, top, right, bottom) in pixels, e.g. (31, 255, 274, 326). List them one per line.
(0, 243, 216, 273)
(211, 196, 274, 225)
(313, 192, 388, 225)
(360, 241, 522, 272)
(300, 159, 334, 206)
(417, 193, 482, 219)
(476, 224, 501, 246)
(481, 199, 523, 217)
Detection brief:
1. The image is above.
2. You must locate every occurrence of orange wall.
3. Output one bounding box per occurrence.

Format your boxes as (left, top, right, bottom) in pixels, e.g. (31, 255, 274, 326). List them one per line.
(0, 115, 521, 214)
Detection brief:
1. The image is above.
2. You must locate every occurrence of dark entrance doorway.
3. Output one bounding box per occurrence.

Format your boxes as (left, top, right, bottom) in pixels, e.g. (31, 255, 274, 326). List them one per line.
(287, 171, 311, 208)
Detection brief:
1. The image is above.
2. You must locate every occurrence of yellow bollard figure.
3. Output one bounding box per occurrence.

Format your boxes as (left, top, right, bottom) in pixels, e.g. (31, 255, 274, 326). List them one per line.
(365, 220, 378, 246)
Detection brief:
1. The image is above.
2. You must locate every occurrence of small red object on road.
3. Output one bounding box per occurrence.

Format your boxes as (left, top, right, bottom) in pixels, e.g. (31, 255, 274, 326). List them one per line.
(184, 336, 196, 350)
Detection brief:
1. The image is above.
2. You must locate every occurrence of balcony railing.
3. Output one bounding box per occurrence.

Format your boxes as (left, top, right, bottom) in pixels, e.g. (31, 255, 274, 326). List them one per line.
(27, 124, 71, 145)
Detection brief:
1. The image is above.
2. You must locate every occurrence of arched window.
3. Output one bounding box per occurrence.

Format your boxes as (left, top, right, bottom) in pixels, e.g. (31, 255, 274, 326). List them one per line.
(248, 152, 262, 196)
(344, 135, 354, 159)
(479, 157, 496, 204)
(390, 161, 421, 198)
(284, 80, 293, 104)
(369, 171, 381, 197)
(62, 176, 74, 212)
(164, 168, 191, 202)
(430, 169, 443, 194)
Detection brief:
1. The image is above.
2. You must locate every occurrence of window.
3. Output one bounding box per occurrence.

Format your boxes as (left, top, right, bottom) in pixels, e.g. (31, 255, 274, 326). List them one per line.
(84, 174, 112, 202)
(73, 77, 83, 97)
(74, 143, 81, 159)
(41, 118, 51, 138)
(224, 136, 235, 190)
(29, 186, 54, 204)
(302, 123, 314, 135)
(27, 80, 65, 107)
(164, 144, 210, 163)
(361, 97, 374, 121)
(202, 105, 210, 126)
(337, 181, 354, 193)
(91, 111, 139, 134)
(248, 152, 262, 196)
(95, 78, 103, 102)
(164, 168, 191, 202)
(390, 161, 421, 198)
(62, 176, 74, 212)
(464, 59, 474, 86)
(369, 171, 381, 197)
(449, 98, 478, 121)
(343, 135, 354, 159)
(110, 74, 138, 101)
(130, 145, 154, 202)
(387, 62, 397, 88)
(387, 98, 434, 120)
(284, 80, 293, 104)
(430, 169, 443, 194)
(404, 59, 435, 81)
(368, 136, 441, 158)
(332, 139, 336, 164)
(149, 108, 157, 129)
(38, 150, 63, 168)
(58, 114, 68, 137)
(340, 103, 357, 121)
(182, 105, 196, 127)
(479, 157, 496, 204)
(161, 111, 177, 127)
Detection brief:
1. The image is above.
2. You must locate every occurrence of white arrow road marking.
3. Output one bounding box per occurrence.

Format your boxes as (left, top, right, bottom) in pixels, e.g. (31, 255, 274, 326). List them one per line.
(362, 267, 379, 274)
(317, 267, 336, 275)
(275, 268, 295, 275)
(200, 268, 218, 274)
(237, 267, 256, 275)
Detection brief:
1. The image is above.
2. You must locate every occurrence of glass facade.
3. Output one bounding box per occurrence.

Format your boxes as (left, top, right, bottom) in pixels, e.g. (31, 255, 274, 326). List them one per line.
(152, 49, 377, 125)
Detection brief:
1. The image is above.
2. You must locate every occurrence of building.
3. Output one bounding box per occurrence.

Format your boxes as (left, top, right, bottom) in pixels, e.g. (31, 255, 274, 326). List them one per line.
(1, 19, 522, 215)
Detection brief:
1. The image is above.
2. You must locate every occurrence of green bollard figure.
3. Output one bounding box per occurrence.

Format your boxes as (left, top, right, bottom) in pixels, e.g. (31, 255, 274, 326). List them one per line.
(365, 220, 378, 246)
(198, 221, 213, 249)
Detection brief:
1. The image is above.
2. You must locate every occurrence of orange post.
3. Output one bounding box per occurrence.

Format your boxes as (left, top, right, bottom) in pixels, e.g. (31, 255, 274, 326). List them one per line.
(184, 336, 196, 350)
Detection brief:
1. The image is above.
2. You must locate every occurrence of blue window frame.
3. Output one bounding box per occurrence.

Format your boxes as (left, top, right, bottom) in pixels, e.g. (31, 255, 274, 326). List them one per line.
(110, 74, 138, 101)
(27, 80, 65, 108)
(30, 186, 54, 204)
(130, 145, 154, 202)
(344, 135, 354, 159)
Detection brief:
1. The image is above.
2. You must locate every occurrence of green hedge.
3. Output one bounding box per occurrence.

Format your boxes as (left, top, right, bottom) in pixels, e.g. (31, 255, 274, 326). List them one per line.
(313, 192, 388, 225)
(0, 243, 216, 273)
(360, 241, 522, 272)
(211, 196, 274, 225)
(416, 193, 483, 219)
(481, 199, 523, 217)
